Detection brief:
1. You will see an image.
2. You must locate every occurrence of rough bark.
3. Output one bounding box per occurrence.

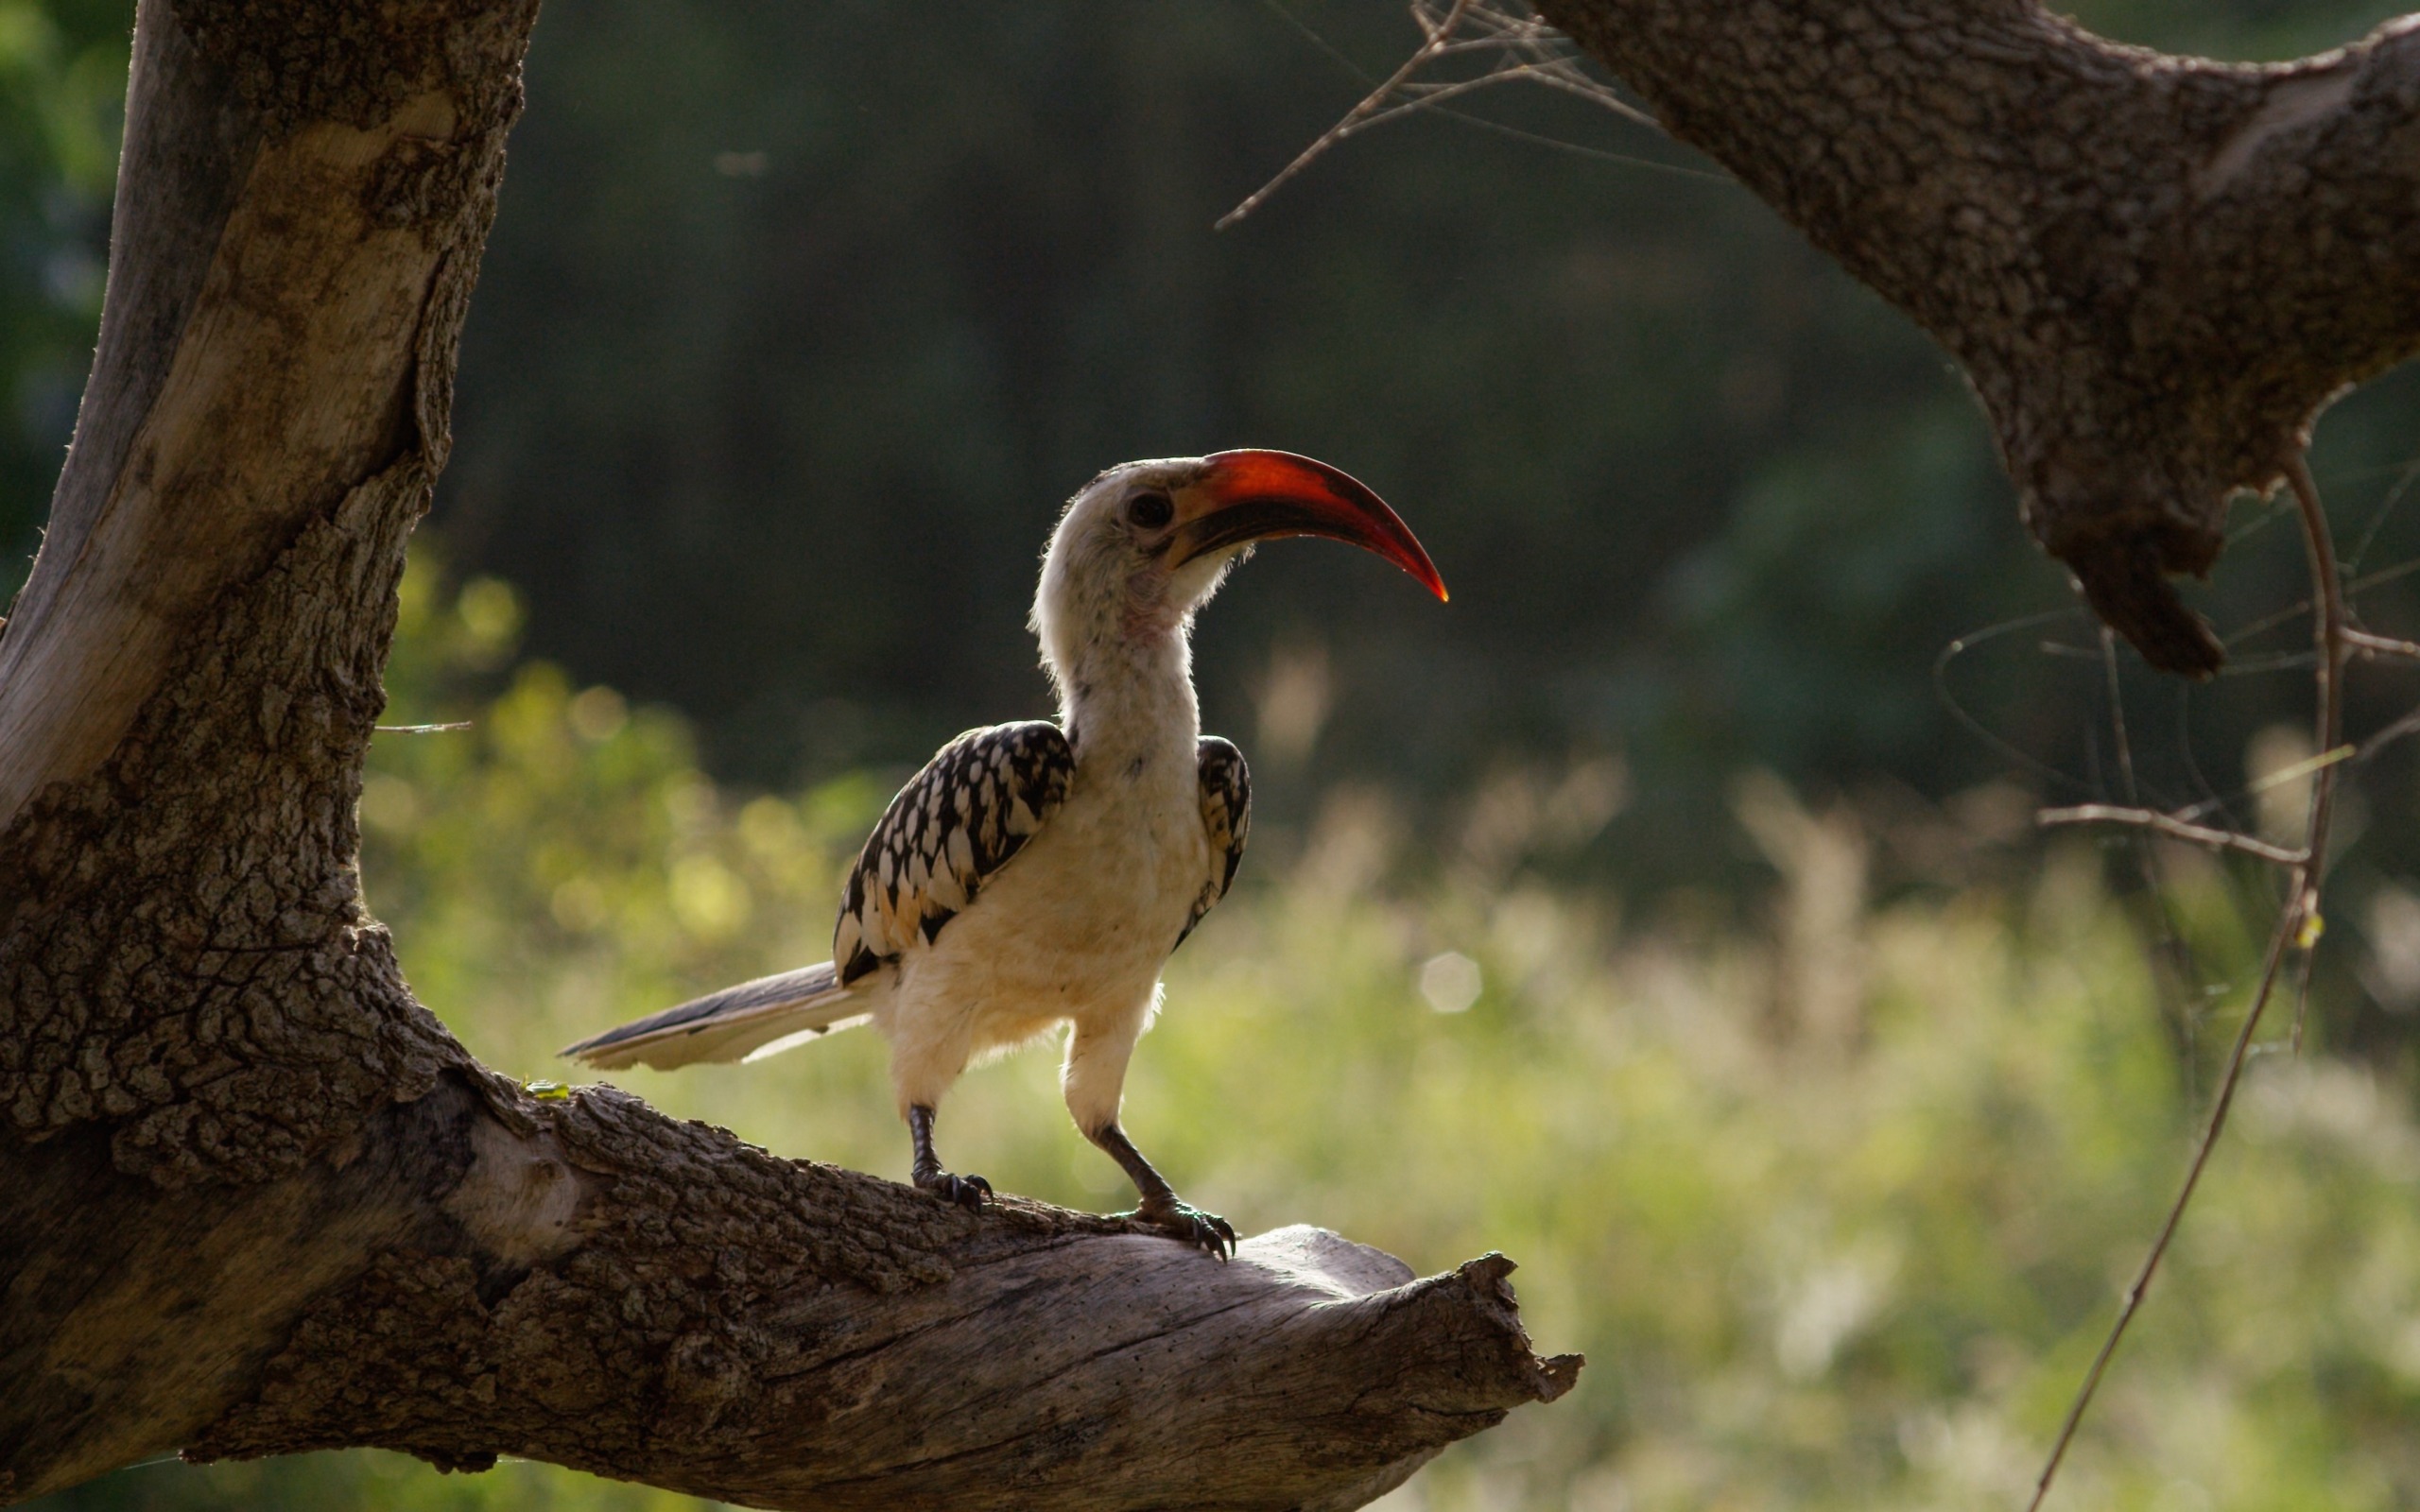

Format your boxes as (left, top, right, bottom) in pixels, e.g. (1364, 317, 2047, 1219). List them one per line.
(6, 1068, 1577, 1507)
(0, 0, 1577, 1504)
(1536, 0, 2420, 676)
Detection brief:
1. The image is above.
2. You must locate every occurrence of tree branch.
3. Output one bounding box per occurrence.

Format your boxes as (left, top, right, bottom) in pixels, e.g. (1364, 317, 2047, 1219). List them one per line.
(6, 1070, 1577, 1505)
(1534, 0, 2420, 676)
(0, 0, 1577, 1503)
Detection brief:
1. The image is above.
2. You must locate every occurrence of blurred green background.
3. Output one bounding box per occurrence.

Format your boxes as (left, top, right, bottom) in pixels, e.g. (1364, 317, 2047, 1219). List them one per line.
(13, 1, 2420, 1508)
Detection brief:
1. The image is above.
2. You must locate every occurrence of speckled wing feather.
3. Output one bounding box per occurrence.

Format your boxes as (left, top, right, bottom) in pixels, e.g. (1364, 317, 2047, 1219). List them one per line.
(1178, 736, 1251, 951)
(833, 721, 1075, 985)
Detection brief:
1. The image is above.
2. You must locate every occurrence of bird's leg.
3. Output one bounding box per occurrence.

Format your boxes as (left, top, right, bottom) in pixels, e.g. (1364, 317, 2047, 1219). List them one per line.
(1089, 1123, 1236, 1260)
(908, 1104, 990, 1211)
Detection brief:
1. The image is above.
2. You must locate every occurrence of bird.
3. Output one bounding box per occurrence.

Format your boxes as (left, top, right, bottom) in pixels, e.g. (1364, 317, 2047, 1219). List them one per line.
(562, 450, 1445, 1255)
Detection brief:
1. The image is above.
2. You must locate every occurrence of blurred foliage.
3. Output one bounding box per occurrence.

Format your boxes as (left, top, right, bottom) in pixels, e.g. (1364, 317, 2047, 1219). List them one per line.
(41, 556, 2420, 1511)
(419, 0, 2420, 900)
(0, 0, 119, 586)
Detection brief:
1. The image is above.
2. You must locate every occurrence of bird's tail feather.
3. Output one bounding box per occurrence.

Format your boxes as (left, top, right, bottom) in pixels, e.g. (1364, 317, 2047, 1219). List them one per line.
(561, 961, 867, 1072)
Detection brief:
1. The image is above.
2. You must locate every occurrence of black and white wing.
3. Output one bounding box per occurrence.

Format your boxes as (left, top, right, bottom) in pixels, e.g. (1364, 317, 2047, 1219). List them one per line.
(832, 720, 1076, 985)
(1177, 736, 1251, 951)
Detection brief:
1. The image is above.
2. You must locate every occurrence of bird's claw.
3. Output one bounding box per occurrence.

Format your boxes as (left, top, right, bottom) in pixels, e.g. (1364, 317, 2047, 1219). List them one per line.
(1135, 1199, 1236, 1260)
(916, 1170, 992, 1212)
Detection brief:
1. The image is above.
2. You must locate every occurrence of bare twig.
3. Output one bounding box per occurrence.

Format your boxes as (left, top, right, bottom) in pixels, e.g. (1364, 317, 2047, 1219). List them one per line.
(2224, 554, 2420, 655)
(2290, 919, 2322, 1055)
(2358, 701, 2420, 765)
(2023, 887, 2304, 1511)
(2095, 627, 2215, 1107)
(2154, 742, 2355, 828)
(1219, 0, 1475, 232)
(2344, 627, 2420, 661)
(2101, 627, 2138, 812)
(2034, 803, 2308, 866)
(1933, 608, 2103, 798)
(2027, 456, 2346, 1510)
(1219, 0, 1658, 230)
(2286, 457, 2346, 1046)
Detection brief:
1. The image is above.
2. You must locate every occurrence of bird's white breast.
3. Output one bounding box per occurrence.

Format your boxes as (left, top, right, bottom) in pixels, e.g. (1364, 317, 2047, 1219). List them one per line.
(889, 736, 1208, 1055)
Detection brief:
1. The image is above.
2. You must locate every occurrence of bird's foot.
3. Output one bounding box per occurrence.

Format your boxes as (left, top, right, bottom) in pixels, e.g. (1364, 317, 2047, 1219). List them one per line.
(1132, 1196, 1236, 1260)
(914, 1168, 992, 1212)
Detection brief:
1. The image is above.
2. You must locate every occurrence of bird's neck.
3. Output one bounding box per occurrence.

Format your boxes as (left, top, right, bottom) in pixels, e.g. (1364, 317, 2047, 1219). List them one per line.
(1056, 624, 1200, 770)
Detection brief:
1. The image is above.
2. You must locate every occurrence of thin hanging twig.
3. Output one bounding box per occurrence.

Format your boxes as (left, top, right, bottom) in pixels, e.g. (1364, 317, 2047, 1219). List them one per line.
(2026, 455, 2346, 1510)
(2286, 458, 2347, 1047)
(2097, 627, 2215, 1065)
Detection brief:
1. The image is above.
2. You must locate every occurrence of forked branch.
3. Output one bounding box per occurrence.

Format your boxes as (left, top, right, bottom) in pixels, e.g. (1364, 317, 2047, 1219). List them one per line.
(1219, 0, 1659, 230)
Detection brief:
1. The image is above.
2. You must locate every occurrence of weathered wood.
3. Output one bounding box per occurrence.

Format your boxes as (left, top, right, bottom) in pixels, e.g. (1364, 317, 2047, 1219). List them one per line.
(1537, 0, 2420, 675)
(4, 1070, 1578, 1506)
(0, 0, 1577, 1504)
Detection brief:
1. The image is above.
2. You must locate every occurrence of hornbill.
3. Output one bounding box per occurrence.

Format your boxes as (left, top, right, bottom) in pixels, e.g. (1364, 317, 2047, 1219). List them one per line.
(563, 451, 1446, 1255)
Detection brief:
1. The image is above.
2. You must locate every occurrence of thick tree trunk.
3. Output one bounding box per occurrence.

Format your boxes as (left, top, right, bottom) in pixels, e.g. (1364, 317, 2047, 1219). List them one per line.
(1538, 0, 2420, 676)
(0, 1, 1576, 1504)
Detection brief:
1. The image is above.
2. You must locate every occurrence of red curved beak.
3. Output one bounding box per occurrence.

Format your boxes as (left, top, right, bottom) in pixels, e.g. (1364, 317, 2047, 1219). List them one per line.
(1168, 449, 1448, 601)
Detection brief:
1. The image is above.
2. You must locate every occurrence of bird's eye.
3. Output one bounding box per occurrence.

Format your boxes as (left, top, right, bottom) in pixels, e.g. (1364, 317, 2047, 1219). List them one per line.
(1127, 492, 1174, 531)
